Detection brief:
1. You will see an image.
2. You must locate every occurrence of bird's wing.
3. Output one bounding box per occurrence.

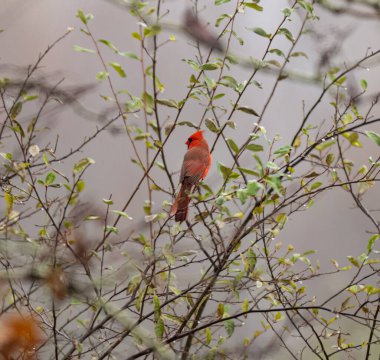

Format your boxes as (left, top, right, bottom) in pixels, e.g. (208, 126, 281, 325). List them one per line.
(179, 147, 209, 185)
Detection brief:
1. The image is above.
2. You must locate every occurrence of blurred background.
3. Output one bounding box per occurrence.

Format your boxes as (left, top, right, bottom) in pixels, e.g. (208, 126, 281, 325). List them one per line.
(1, 0, 379, 358)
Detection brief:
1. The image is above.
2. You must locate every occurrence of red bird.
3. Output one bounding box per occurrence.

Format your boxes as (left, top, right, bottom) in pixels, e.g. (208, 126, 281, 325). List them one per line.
(171, 130, 212, 222)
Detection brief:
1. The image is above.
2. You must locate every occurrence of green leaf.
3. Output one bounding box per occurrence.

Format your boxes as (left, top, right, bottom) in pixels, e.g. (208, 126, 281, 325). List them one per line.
(237, 106, 259, 116)
(217, 303, 224, 318)
(144, 24, 161, 37)
(131, 32, 142, 41)
(237, 188, 248, 204)
(96, 71, 109, 81)
(73, 157, 95, 173)
(246, 180, 263, 195)
(205, 118, 219, 133)
(310, 181, 322, 191)
(224, 319, 235, 337)
(10, 102, 22, 120)
(215, 0, 230, 5)
(4, 192, 13, 213)
(278, 27, 294, 42)
(347, 256, 359, 268)
(111, 210, 133, 220)
(244, 2, 263, 11)
(226, 138, 239, 154)
(155, 317, 164, 339)
(73, 45, 95, 53)
(247, 27, 271, 39)
(290, 51, 308, 59)
(343, 132, 362, 147)
(367, 234, 379, 254)
(109, 62, 126, 78)
(217, 161, 240, 180)
(153, 293, 161, 322)
(205, 327, 212, 345)
(119, 51, 139, 60)
(76, 9, 93, 25)
(266, 175, 282, 196)
(246, 248, 257, 272)
(242, 298, 249, 314)
(366, 131, 380, 146)
(220, 75, 239, 91)
(98, 39, 118, 52)
(326, 153, 335, 166)
(45, 172, 56, 186)
(76, 180, 85, 192)
(156, 99, 178, 109)
(315, 140, 335, 152)
(246, 143, 263, 152)
(360, 79, 368, 91)
(200, 62, 220, 71)
(269, 48, 286, 58)
(274, 145, 292, 156)
(215, 13, 231, 27)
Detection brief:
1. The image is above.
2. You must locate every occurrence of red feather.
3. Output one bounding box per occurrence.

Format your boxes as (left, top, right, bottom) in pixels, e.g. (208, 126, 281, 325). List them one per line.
(171, 130, 211, 222)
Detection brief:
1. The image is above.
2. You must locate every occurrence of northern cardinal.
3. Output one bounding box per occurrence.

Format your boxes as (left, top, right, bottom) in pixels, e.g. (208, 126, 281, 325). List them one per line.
(171, 130, 211, 222)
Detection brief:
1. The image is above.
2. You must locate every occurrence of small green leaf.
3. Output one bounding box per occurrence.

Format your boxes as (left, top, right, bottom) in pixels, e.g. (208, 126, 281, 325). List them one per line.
(73, 158, 95, 173)
(200, 62, 220, 71)
(10, 102, 22, 120)
(291, 51, 308, 58)
(143, 24, 161, 37)
(109, 62, 126, 78)
(45, 172, 56, 186)
(274, 145, 292, 156)
(326, 153, 335, 166)
(366, 131, 380, 146)
(246, 180, 263, 195)
(155, 317, 164, 339)
(153, 293, 161, 322)
(205, 118, 219, 133)
(226, 138, 239, 154)
(98, 39, 118, 52)
(76, 180, 85, 192)
(246, 248, 257, 272)
(244, 2, 263, 11)
(315, 140, 335, 152)
(266, 175, 282, 196)
(367, 234, 379, 254)
(269, 48, 285, 58)
(156, 99, 178, 109)
(278, 27, 294, 42)
(119, 51, 139, 60)
(237, 188, 248, 204)
(215, 0, 230, 5)
(242, 298, 249, 315)
(246, 143, 263, 152)
(205, 327, 212, 345)
(96, 71, 109, 81)
(73, 45, 95, 53)
(237, 106, 259, 116)
(310, 181, 322, 191)
(131, 32, 142, 41)
(247, 27, 271, 39)
(76, 9, 93, 25)
(360, 79, 368, 91)
(224, 319, 235, 337)
(347, 256, 359, 268)
(111, 210, 133, 220)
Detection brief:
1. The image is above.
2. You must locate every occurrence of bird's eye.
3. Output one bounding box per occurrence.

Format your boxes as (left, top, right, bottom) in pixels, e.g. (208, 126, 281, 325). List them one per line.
(188, 138, 193, 143)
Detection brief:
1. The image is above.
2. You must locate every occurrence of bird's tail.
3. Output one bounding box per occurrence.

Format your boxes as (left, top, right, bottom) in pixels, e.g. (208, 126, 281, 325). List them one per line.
(171, 181, 193, 222)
